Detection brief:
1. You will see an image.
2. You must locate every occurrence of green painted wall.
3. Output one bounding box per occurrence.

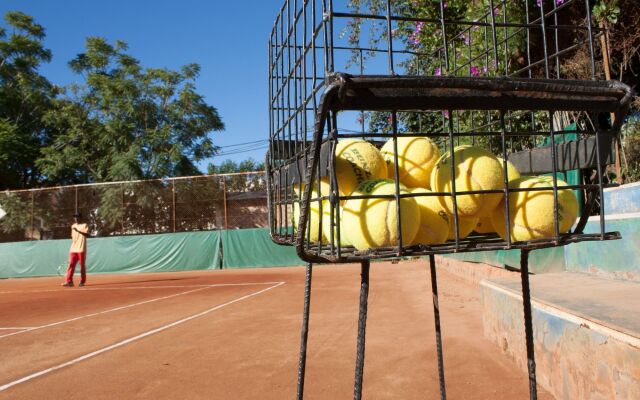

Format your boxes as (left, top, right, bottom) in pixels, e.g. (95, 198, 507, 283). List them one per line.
(446, 245, 565, 274)
(447, 215, 640, 280)
(564, 216, 640, 281)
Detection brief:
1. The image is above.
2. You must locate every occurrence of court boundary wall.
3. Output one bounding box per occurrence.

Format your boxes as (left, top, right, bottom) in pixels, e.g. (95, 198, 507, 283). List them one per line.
(0, 228, 305, 279)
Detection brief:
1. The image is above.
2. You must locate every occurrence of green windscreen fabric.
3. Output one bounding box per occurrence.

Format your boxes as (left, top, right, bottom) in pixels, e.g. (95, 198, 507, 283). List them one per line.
(221, 228, 304, 269)
(541, 122, 582, 209)
(0, 239, 70, 278)
(0, 230, 221, 278)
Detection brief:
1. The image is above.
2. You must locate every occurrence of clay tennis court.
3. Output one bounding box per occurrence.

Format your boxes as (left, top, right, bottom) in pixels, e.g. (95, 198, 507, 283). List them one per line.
(0, 260, 552, 399)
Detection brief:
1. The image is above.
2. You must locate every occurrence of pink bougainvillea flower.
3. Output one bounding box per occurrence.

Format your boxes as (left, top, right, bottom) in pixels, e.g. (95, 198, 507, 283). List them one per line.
(470, 66, 480, 77)
(410, 22, 424, 46)
(434, 67, 442, 76)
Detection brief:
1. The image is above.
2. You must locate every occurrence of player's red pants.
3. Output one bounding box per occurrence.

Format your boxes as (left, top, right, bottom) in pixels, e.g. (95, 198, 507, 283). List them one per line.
(65, 252, 86, 284)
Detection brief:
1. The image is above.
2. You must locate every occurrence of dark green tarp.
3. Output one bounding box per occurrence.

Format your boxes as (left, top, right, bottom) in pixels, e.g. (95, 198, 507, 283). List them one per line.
(542, 123, 582, 208)
(0, 231, 221, 278)
(221, 228, 304, 269)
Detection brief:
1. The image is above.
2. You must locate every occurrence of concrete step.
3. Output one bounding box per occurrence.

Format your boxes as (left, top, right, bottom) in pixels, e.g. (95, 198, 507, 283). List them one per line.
(481, 272, 640, 400)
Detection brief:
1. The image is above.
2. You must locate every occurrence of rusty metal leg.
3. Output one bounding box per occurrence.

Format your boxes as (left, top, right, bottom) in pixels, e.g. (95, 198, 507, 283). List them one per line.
(429, 254, 447, 400)
(520, 250, 538, 400)
(296, 263, 313, 400)
(353, 260, 370, 400)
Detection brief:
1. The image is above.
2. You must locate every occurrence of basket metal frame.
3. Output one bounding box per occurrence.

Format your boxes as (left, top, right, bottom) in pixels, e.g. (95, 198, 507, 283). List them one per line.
(266, 1, 633, 399)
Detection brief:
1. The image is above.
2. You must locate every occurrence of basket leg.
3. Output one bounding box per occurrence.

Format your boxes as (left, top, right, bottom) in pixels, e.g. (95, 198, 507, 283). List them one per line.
(429, 255, 447, 400)
(296, 263, 313, 400)
(353, 260, 371, 400)
(520, 250, 538, 400)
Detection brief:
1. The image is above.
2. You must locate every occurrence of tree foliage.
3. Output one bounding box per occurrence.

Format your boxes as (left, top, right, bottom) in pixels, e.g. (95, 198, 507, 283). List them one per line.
(0, 12, 231, 240)
(38, 37, 224, 184)
(0, 11, 57, 189)
(207, 158, 265, 192)
(207, 158, 265, 175)
(347, 0, 638, 156)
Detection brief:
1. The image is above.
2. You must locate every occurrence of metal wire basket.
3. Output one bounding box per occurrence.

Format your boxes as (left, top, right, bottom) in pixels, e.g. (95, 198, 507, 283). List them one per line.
(266, 1, 632, 399)
(267, 0, 632, 263)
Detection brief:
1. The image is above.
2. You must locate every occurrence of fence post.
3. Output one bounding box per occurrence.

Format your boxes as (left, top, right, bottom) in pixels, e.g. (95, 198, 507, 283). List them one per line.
(121, 187, 125, 235)
(222, 177, 228, 230)
(172, 179, 176, 233)
(30, 191, 34, 241)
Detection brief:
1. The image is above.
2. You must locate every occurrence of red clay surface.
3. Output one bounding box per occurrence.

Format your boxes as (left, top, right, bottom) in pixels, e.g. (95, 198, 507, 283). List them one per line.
(0, 261, 553, 399)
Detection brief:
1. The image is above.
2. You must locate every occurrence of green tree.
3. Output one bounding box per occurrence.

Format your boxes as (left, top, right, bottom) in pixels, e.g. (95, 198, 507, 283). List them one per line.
(39, 37, 224, 184)
(207, 158, 265, 192)
(207, 158, 265, 175)
(0, 11, 57, 189)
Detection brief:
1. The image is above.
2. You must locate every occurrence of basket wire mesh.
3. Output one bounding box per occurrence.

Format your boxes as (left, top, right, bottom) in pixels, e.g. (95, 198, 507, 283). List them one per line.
(267, 1, 632, 400)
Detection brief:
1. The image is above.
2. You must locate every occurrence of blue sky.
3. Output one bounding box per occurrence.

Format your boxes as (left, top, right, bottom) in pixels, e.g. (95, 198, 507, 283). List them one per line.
(1, 0, 289, 171)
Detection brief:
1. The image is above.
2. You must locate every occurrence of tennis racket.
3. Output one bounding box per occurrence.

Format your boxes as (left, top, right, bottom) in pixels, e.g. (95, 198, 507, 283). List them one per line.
(56, 261, 67, 276)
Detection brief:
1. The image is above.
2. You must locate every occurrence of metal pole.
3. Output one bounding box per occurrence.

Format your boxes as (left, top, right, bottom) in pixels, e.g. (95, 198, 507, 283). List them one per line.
(353, 260, 370, 400)
(121, 187, 125, 234)
(520, 249, 538, 400)
(75, 186, 78, 215)
(30, 191, 34, 241)
(222, 178, 228, 230)
(429, 254, 447, 400)
(172, 179, 176, 233)
(296, 263, 313, 400)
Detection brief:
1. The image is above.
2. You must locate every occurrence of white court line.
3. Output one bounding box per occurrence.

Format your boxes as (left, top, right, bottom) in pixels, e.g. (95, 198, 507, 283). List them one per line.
(0, 282, 284, 295)
(0, 286, 209, 340)
(0, 328, 34, 330)
(0, 281, 284, 393)
(0, 282, 279, 340)
(0, 282, 279, 339)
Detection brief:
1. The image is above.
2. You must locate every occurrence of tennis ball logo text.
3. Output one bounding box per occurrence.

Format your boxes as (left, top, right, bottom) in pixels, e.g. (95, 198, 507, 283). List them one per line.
(360, 179, 388, 193)
(345, 149, 370, 184)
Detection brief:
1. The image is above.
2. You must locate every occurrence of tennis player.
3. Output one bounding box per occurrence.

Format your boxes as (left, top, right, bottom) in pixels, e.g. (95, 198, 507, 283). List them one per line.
(62, 212, 89, 287)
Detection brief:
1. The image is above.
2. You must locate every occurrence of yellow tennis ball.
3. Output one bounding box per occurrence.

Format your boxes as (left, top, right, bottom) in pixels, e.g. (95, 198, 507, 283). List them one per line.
(446, 214, 480, 240)
(473, 158, 519, 234)
(474, 216, 496, 234)
(322, 205, 352, 247)
(497, 157, 521, 182)
(431, 145, 505, 218)
(491, 176, 578, 242)
(334, 139, 388, 195)
(381, 137, 440, 189)
(342, 179, 420, 250)
(409, 188, 449, 245)
(291, 179, 332, 244)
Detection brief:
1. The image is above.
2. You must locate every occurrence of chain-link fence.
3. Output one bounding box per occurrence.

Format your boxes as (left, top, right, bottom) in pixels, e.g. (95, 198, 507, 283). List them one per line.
(0, 172, 267, 243)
